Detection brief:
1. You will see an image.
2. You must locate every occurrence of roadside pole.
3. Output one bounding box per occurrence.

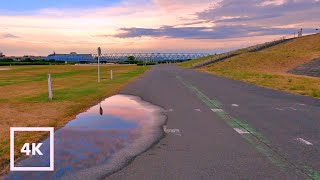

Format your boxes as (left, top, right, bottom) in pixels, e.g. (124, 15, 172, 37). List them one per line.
(98, 47, 101, 83)
(48, 74, 53, 100)
(110, 70, 113, 80)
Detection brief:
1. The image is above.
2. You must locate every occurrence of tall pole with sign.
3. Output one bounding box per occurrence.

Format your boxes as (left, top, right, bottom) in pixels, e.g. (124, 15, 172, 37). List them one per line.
(97, 47, 101, 83)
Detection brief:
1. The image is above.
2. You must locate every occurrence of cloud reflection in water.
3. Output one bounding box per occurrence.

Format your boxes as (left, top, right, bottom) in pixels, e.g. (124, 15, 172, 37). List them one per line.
(6, 95, 164, 179)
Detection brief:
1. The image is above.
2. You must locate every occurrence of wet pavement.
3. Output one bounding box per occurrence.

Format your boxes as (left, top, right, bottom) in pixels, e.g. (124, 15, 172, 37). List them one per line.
(6, 95, 165, 179)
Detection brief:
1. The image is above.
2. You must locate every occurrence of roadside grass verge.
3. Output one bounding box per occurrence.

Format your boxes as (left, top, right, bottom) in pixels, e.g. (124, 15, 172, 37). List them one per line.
(0, 64, 150, 174)
(200, 68, 320, 98)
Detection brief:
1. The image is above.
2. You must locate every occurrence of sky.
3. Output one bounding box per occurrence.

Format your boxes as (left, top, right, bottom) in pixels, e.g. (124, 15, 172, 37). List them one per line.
(0, 0, 319, 56)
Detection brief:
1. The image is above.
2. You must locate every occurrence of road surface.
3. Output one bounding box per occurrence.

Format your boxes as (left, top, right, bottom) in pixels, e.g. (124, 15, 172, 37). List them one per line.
(108, 65, 320, 179)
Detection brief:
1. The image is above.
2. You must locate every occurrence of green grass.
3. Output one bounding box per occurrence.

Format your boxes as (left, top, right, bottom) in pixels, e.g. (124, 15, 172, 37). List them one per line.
(0, 69, 95, 86)
(201, 68, 320, 98)
(19, 67, 147, 102)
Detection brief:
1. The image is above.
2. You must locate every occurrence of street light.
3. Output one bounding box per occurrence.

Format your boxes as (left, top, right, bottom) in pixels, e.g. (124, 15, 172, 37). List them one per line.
(97, 47, 101, 83)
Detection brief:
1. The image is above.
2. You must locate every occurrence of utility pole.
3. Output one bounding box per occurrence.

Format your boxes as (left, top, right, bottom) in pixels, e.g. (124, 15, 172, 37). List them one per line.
(97, 47, 101, 83)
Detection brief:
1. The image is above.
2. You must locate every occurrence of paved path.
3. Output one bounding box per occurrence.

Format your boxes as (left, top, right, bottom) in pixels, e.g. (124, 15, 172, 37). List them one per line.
(108, 65, 320, 179)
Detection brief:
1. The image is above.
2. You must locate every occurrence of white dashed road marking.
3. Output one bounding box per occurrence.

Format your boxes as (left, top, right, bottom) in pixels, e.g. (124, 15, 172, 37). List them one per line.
(231, 104, 239, 107)
(211, 109, 223, 112)
(276, 108, 284, 111)
(163, 125, 181, 136)
(233, 128, 250, 134)
(295, 138, 313, 145)
(194, 109, 201, 112)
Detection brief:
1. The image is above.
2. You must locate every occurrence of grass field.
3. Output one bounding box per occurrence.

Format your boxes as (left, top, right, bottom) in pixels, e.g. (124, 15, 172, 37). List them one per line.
(182, 33, 320, 98)
(0, 64, 149, 173)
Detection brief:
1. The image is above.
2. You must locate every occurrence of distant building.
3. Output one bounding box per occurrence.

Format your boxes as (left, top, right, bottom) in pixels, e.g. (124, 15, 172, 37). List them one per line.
(46, 52, 93, 63)
(23, 55, 44, 61)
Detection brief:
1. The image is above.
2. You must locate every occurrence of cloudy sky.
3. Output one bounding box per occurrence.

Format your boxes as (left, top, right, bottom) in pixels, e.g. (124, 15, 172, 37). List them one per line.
(0, 0, 319, 56)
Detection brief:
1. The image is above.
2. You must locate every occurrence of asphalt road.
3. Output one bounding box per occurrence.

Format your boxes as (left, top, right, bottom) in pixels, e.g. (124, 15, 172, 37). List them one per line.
(108, 64, 320, 179)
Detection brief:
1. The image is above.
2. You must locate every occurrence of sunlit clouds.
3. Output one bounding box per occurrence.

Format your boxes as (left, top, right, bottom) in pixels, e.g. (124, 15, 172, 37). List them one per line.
(0, 0, 319, 55)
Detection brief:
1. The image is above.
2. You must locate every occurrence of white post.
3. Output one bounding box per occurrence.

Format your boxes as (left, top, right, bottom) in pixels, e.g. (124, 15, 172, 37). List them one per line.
(48, 74, 53, 100)
(110, 70, 113, 80)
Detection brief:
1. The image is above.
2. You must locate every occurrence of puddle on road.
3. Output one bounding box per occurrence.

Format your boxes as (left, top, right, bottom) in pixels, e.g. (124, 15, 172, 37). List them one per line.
(6, 95, 166, 179)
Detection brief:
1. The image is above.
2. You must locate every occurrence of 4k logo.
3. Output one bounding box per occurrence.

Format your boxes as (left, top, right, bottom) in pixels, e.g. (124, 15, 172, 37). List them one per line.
(10, 127, 54, 171)
(21, 143, 43, 156)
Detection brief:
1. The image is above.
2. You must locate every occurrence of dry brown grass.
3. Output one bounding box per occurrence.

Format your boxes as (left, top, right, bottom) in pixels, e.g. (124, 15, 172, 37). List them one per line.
(199, 33, 320, 98)
(0, 64, 149, 174)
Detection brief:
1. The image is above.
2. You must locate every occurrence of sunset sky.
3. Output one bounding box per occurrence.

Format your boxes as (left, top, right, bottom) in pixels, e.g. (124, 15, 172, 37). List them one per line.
(0, 0, 319, 56)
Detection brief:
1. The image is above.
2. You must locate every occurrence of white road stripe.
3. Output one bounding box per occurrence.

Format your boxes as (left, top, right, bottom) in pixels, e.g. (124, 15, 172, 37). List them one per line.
(231, 104, 239, 107)
(195, 109, 201, 112)
(290, 107, 297, 111)
(276, 108, 284, 111)
(211, 109, 223, 112)
(295, 138, 313, 145)
(233, 128, 250, 134)
(163, 126, 181, 136)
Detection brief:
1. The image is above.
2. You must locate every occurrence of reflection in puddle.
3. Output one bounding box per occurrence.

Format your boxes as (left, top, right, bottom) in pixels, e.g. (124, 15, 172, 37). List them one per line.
(6, 95, 165, 179)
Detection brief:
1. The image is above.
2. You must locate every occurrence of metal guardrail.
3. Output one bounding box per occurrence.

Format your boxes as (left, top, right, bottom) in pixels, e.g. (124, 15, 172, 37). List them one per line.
(247, 38, 292, 52)
(191, 52, 239, 69)
(192, 37, 294, 69)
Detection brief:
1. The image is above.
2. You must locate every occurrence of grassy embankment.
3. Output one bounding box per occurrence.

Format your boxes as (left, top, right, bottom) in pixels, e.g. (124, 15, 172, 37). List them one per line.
(180, 33, 320, 98)
(0, 64, 149, 173)
(178, 55, 217, 68)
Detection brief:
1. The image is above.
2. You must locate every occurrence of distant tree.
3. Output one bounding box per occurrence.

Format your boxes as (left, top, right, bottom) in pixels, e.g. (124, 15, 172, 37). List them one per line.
(0, 58, 13, 62)
(128, 56, 136, 64)
(22, 58, 33, 62)
(128, 56, 135, 61)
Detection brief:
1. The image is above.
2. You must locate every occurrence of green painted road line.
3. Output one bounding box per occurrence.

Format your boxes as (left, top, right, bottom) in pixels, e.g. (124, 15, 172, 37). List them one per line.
(176, 75, 318, 179)
(177, 75, 269, 143)
(304, 166, 320, 180)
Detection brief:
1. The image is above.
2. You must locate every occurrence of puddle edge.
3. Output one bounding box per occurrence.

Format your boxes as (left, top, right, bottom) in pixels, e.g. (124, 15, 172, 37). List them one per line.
(62, 94, 167, 179)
